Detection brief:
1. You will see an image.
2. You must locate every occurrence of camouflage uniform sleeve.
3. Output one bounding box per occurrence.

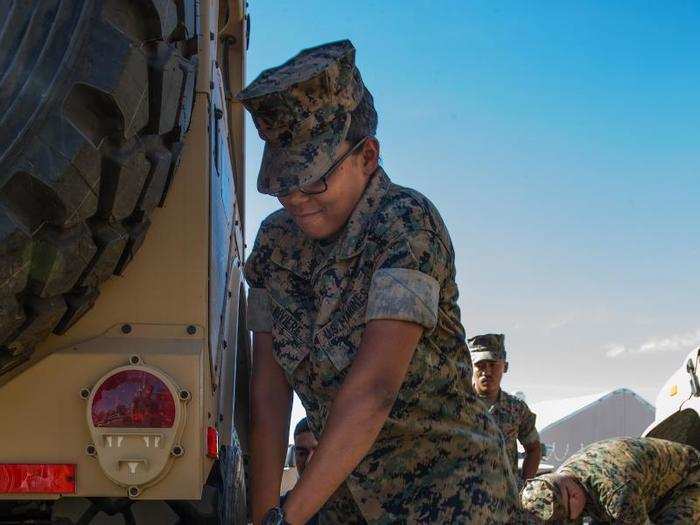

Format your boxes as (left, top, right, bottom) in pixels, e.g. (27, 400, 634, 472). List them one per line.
(246, 287, 272, 332)
(365, 229, 448, 329)
(603, 485, 651, 524)
(244, 225, 273, 333)
(518, 402, 540, 447)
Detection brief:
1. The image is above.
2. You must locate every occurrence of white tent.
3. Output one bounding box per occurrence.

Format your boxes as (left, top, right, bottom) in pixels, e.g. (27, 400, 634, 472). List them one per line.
(530, 388, 655, 468)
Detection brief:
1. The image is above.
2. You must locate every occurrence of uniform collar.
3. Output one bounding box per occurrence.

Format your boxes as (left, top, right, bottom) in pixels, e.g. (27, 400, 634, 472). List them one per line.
(495, 389, 504, 404)
(269, 214, 317, 280)
(478, 389, 503, 410)
(332, 166, 391, 260)
(269, 167, 391, 279)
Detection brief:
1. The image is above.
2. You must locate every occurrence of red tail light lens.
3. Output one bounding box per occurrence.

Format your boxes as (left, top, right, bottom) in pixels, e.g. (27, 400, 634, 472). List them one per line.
(91, 370, 175, 428)
(0, 464, 76, 494)
(206, 427, 219, 459)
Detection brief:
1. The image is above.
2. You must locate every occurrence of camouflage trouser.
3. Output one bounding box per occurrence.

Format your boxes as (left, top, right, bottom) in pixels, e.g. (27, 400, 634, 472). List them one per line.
(318, 483, 367, 525)
(651, 468, 700, 524)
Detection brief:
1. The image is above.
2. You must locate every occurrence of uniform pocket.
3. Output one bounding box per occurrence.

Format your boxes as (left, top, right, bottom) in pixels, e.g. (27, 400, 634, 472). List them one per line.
(270, 302, 311, 375)
(314, 291, 367, 372)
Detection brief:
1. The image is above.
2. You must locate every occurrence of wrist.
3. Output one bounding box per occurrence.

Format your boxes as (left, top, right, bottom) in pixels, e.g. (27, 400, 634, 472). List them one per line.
(262, 506, 290, 525)
(281, 494, 302, 525)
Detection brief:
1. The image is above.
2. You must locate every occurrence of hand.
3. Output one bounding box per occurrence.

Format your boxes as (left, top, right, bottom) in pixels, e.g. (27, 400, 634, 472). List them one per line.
(262, 506, 289, 525)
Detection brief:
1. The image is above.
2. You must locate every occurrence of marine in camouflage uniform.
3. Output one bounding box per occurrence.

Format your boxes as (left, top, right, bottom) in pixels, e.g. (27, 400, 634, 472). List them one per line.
(521, 437, 700, 524)
(469, 334, 540, 484)
(239, 40, 518, 523)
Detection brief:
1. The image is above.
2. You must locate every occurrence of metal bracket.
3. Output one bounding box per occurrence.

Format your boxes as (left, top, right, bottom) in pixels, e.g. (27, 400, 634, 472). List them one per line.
(688, 357, 700, 397)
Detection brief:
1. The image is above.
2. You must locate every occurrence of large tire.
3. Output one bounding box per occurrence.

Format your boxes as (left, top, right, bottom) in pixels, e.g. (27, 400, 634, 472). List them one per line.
(217, 441, 248, 524)
(0, 0, 198, 376)
(166, 441, 247, 524)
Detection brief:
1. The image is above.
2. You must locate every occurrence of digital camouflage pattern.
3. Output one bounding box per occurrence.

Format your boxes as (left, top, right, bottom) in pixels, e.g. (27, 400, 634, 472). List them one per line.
(523, 437, 700, 524)
(469, 333, 507, 363)
(520, 477, 565, 522)
(482, 389, 539, 480)
(246, 168, 519, 523)
(316, 484, 366, 525)
(235, 40, 364, 196)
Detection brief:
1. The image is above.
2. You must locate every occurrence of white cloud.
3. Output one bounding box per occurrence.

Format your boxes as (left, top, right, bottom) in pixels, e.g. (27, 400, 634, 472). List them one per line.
(604, 329, 700, 359)
(546, 315, 574, 332)
(603, 344, 627, 358)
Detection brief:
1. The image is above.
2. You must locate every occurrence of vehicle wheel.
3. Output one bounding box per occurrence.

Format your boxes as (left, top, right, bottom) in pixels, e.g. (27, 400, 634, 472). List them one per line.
(0, 0, 198, 376)
(217, 440, 248, 524)
(166, 435, 248, 524)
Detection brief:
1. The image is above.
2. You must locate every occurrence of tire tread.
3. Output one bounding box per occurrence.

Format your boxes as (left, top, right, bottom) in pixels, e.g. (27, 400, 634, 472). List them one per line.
(0, 0, 198, 373)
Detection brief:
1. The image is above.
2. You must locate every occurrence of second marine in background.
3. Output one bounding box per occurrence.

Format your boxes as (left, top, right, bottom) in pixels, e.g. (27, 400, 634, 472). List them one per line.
(470, 333, 542, 484)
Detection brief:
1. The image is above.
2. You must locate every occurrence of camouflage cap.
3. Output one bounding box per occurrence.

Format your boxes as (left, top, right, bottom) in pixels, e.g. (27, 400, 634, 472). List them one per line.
(521, 476, 567, 522)
(468, 333, 506, 363)
(235, 39, 365, 195)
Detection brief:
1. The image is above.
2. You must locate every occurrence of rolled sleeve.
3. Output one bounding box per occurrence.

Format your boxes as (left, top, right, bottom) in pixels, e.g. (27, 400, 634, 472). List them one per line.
(366, 227, 452, 332)
(518, 406, 540, 446)
(365, 268, 439, 329)
(247, 287, 273, 332)
(520, 428, 540, 446)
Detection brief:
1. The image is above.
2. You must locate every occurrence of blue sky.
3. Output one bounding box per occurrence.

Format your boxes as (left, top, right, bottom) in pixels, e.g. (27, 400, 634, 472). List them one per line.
(241, 1, 700, 438)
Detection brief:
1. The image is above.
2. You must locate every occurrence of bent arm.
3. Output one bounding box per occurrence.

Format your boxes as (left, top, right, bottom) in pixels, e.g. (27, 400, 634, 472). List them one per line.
(518, 403, 541, 480)
(250, 332, 293, 524)
(522, 440, 542, 479)
(282, 319, 423, 525)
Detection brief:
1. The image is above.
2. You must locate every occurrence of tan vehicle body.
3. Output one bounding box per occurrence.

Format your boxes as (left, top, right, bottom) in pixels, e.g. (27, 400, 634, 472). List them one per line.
(0, 0, 249, 504)
(644, 347, 700, 451)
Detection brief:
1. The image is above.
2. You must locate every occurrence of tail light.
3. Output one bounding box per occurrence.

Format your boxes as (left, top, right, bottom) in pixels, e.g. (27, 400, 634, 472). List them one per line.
(91, 370, 176, 428)
(85, 362, 188, 494)
(0, 464, 76, 494)
(206, 427, 219, 459)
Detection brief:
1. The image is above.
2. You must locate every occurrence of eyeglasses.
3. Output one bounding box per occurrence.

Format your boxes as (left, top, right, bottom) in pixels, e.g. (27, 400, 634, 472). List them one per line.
(278, 137, 368, 197)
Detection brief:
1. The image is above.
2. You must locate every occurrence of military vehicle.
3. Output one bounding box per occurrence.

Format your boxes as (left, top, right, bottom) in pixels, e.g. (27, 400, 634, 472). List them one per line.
(643, 347, 700, 451)
(0, 1, 249, 522)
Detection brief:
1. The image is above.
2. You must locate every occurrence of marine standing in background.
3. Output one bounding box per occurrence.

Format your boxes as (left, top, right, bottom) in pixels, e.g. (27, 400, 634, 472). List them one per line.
(281, 418, 319, 525)
(238, 40, 518, 524)
(470, 333, 542, 484)
(521, 437, 700, 524)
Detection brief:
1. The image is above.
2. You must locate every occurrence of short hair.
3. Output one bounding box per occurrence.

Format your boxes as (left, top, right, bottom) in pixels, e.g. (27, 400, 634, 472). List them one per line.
(346, 87, 378, 144)
(294, 417, 311, 437)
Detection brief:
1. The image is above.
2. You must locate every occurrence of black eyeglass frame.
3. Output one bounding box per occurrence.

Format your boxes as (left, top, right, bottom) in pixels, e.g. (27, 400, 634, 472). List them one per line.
(275, 136, 369, 198)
